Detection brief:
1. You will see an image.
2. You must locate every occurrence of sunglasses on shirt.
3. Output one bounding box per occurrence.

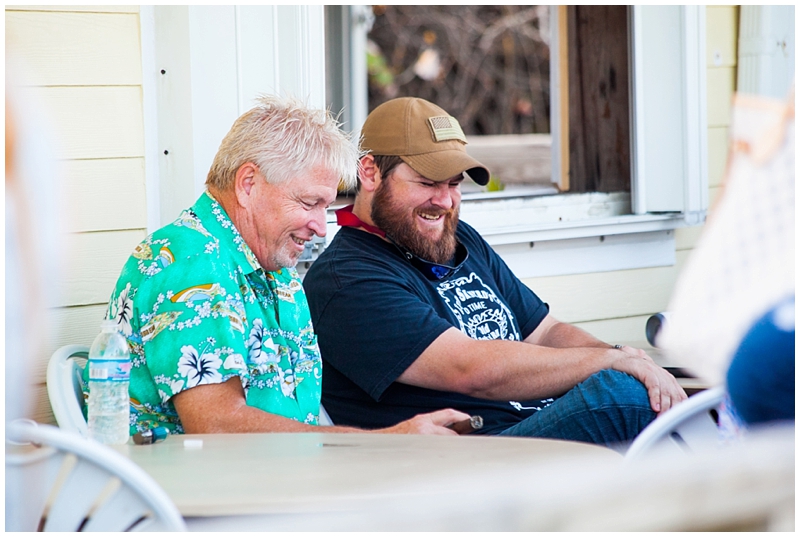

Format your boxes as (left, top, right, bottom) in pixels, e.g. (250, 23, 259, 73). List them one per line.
(388, 238, 469, 281)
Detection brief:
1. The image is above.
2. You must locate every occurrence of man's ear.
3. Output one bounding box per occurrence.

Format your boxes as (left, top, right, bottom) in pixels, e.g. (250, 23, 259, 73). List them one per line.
(358, 155, 380, 193)
(233, 162, 259, 207)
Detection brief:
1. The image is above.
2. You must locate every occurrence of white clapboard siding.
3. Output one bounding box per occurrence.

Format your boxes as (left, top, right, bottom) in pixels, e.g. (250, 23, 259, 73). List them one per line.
(573, 314, 652, 345)
(6, 5, 138, 13)
(707, 6, 739, 68)
(32, 86, 144, 160)
(29, 304, 108, 386)
(61, 229, 146, 307)
(50, 304, 109, 355)
(675, 225, 704, 252)
(6, 12, 142, 86)
(707, 67, 737, 128)
(522, 250, 689, 325)
(62, 158, 147, 233)
(707, 127, 730, 188)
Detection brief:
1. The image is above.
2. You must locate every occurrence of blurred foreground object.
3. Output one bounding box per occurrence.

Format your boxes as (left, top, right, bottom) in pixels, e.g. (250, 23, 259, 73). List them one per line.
(726, 296, 794, 425)
(5, 57, 65, 423)
(624, 386, 724, 461)
(6, 421, 186, 531)
(658, 88, 795, 385)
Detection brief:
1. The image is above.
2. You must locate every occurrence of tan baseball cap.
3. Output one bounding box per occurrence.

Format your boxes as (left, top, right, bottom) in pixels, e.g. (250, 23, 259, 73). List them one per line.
(361, 97, 490, 186)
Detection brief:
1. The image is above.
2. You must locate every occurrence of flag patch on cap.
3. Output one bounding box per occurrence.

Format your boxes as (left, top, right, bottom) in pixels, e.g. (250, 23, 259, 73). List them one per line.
(428, 116, 467, 143)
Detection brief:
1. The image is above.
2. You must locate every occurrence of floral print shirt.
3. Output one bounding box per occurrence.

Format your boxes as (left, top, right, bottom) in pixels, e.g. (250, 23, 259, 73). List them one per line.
(85, 191, 323, 434)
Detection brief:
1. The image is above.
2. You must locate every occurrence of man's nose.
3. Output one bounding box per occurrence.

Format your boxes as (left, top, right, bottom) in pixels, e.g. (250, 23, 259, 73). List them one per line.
(309, 207, 327, 237)
(430, 183, 454, 209)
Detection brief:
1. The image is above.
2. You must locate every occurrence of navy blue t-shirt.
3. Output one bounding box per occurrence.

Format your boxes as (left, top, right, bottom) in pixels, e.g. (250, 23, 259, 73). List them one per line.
(304, 221, 551, 434)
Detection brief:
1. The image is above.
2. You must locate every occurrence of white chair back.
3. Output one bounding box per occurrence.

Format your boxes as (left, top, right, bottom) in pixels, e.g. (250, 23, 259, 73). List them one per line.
(625, 386, 725, 461)
(319, 404, 334, 426)
(46, 345, 90, 436)
(6, 421, 186, 531)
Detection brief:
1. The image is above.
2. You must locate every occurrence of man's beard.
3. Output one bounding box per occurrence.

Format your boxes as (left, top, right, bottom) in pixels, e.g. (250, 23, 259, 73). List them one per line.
(371, 178, 459, 265)
(269, 243, 300, 270)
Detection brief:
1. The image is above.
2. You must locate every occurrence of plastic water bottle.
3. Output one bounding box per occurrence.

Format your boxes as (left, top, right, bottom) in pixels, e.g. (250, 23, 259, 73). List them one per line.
(87, 320, 131, 445)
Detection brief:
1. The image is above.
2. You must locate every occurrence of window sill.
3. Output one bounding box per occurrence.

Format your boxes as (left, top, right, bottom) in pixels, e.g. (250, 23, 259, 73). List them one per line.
(460, 191, 690, 245)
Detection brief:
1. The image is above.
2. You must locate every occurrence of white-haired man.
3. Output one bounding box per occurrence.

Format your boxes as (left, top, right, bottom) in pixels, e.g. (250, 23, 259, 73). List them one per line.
(93, 96, 468, 435)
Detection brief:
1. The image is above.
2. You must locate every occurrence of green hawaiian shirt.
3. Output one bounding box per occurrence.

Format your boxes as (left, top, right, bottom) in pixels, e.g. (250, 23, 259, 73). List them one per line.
(85, 191, 323, 434)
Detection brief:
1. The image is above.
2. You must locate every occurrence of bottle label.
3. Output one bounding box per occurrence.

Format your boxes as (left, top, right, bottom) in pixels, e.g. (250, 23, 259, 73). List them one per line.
(89, 359, 131, 382)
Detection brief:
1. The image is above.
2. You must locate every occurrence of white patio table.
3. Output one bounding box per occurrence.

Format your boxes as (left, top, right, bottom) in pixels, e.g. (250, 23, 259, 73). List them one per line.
(113, 432, 621, 529)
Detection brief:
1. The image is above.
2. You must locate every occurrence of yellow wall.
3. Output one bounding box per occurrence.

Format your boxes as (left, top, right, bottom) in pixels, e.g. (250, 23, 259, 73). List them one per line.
(6, 5, 149, 423)
(522, 6, 739, 351)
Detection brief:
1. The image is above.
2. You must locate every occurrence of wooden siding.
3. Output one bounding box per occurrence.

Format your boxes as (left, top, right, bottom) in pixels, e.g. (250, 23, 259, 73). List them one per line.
(6, 6, 147, 424)
(535, 7, 739, 350)
(5, 11, 142, 86)
(523, 250, 688, 324)
(63, 159, 148, 233)
(6, 6, 139, 13)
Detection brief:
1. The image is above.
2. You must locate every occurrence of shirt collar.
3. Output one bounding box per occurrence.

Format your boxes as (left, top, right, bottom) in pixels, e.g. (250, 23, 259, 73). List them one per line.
(190, 191, 262, 275)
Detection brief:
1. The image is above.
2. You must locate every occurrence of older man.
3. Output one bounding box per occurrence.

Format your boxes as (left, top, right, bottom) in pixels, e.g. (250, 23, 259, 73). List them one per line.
(304, 97, 687, 446)
(94, 96, 467, 435)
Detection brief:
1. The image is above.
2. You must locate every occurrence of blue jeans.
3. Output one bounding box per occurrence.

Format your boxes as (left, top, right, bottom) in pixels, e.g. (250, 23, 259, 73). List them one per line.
(497, 369, 655, 448)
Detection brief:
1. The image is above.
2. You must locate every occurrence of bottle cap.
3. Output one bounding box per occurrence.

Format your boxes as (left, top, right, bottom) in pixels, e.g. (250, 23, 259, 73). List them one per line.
(132, 426, 169, 445)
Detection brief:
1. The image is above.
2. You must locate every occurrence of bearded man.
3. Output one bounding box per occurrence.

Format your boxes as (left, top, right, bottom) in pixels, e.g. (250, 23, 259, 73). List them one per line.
(303, 97, 686, 448)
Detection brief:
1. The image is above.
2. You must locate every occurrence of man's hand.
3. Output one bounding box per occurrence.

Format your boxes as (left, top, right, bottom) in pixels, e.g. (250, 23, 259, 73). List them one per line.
(376, 409, 472, 435)
(609, 345, 687, 414)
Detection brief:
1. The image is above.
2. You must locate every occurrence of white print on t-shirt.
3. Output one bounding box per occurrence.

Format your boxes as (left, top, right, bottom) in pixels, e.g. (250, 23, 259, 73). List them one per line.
(509, 399, 554, 411)
(437, 272, 521, 341)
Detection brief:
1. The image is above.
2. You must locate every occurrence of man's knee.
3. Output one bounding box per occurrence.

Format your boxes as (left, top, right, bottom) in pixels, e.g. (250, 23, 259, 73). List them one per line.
(578, 369, 651, 411)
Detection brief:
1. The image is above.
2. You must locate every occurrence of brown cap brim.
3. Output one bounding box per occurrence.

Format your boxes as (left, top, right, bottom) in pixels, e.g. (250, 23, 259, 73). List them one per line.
(401, 149, 490, 186)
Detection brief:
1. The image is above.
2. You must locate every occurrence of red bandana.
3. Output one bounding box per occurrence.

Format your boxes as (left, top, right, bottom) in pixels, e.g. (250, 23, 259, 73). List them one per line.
(335, 205, 386, 238)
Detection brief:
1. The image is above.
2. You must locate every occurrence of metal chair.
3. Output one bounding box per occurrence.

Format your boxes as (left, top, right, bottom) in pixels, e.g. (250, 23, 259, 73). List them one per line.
(46, 345, 90, 436)
(5, 421, 186, 531)
(625, 386, 725, 461)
